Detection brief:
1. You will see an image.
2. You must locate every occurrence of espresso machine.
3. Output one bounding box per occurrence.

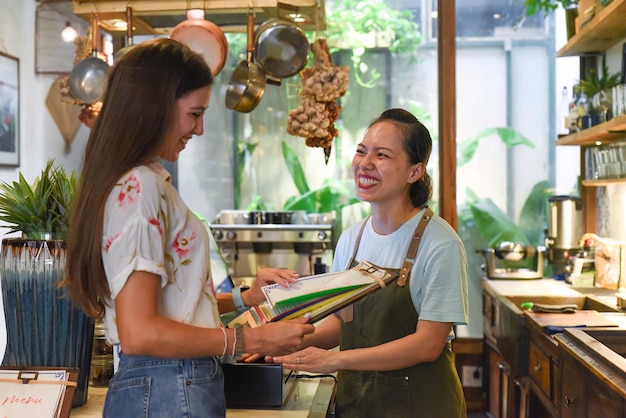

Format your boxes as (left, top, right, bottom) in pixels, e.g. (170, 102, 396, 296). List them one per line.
(209, 210, 335, 408)
(544, 195, 583, 277)
(210, 210, 336, 288)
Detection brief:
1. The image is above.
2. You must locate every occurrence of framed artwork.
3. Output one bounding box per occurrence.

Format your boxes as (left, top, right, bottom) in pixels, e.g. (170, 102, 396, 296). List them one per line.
(0, 52, 19, 167)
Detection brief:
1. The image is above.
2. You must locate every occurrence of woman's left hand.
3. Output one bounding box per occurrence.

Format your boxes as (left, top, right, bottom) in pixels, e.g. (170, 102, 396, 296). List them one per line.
(242, 268, 299, 306)
(273, 346, 339, 374)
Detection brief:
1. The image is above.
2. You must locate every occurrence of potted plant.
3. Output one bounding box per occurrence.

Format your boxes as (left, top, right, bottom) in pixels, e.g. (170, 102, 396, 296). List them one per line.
(579, 62, 621, 121)
(0, 159, 94, 407)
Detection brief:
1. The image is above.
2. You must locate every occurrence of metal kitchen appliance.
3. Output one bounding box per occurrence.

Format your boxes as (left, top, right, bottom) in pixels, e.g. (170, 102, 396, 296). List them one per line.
(544, 195, 583, 277)
(479, 242, 546, 279)
(211, 210, 335, 287)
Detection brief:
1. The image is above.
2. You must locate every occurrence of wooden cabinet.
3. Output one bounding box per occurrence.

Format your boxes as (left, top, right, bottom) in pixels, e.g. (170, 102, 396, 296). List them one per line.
(526, 316, 559, 418)
(529, 340, 551, 395)
(483, 289, 529, 418)
(559, 345, 623, 418)
(484, 339, 529, 418)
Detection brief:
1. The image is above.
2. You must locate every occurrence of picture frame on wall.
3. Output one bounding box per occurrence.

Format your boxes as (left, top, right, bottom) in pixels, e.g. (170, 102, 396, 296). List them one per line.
(0, 52, 19, 167)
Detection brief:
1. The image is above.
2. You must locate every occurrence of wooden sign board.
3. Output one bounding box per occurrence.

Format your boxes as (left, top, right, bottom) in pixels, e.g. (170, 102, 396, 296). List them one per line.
(0, 367, 78, 418)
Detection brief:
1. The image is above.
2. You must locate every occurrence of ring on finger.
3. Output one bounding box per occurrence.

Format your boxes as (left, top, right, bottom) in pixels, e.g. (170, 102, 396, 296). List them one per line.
(296, 357, 300, 364)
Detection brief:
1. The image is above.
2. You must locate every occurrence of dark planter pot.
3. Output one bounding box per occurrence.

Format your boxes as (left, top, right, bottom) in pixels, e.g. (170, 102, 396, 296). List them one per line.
(1, 238, 95, 407)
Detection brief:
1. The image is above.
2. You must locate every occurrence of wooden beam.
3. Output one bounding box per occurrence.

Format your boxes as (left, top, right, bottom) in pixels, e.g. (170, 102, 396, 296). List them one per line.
(438, 0, 457, 229)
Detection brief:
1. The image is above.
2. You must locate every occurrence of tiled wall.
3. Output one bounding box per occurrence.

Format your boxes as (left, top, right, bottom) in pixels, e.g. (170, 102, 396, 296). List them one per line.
(597, 184, 626, 239)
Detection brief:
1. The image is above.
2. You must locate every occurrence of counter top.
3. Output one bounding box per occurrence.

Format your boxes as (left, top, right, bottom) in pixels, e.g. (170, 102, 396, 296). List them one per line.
(482, 278, 581, 298)
(71, 374, 335, 417)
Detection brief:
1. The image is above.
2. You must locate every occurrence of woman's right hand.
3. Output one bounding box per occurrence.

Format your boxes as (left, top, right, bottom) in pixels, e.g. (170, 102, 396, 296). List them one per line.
(247, 316, 315, 357)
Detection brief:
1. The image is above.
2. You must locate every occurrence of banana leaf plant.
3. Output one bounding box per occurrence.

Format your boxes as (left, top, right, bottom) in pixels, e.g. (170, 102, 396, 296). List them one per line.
(281, 141, 361, 214)
(405, 101, 555, 269)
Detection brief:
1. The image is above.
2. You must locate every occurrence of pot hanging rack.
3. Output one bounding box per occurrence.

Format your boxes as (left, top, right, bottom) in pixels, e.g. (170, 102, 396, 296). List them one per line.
(71, 0, 326, 35)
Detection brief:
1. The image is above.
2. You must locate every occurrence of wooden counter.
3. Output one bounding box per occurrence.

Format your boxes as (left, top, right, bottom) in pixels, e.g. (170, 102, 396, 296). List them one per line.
(482, 276, 626, 417)
(70, 375, 335, 417)
(482, 278, 581, 299)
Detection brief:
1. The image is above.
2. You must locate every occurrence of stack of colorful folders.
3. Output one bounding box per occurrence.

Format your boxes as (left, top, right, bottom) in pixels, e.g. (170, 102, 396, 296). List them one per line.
(228, 260, 398, 327)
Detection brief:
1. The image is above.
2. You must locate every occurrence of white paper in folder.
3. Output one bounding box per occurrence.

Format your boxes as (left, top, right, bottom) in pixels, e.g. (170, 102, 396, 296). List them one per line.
(261, 260, 391, 307)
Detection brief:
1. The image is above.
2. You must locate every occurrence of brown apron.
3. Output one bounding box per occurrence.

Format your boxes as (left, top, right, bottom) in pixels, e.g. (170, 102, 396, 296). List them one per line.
(336, 208, 467, 418)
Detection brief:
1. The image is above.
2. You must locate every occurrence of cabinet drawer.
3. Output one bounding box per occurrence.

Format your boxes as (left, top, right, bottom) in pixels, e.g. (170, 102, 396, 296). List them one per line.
(529, 340, 551, 396)
(586, 377, 622, 418)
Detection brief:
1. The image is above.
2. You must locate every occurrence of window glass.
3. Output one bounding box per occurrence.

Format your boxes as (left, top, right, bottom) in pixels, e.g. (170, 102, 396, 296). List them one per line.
(179, 1, 578, 339)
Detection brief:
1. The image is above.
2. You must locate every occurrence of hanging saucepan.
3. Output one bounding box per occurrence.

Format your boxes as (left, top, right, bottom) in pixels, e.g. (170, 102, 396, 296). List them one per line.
(225, 13, 266, 113)
(170, 16, 228, 76)
(254, 18, 309, 79)
(114, 6, 136, 62)
(68, 17, 109, 104)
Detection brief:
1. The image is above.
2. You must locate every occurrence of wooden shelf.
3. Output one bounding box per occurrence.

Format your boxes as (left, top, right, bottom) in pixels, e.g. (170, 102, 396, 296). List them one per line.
(582, 178, 626, 186)
(557, 0, 626, 57)
(555, 114, 626, 145)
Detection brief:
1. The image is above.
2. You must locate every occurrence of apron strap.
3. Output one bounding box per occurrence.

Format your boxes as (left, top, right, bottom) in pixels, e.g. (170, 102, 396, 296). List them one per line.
(346, 215, 370, 269)
(397, 207, 433, 286)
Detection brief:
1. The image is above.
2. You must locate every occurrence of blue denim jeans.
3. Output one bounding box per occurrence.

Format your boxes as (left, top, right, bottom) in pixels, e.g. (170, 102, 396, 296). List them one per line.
(103, 352, 225, 418)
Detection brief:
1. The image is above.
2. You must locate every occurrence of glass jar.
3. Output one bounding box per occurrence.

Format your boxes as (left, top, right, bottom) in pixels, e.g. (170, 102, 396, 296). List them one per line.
(91, 319, 114, 387)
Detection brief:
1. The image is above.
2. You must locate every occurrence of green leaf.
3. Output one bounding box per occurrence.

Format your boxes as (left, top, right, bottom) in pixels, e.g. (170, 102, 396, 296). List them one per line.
(282, 141, 310, 195)
(283, 180, 360, 213)
(458, 127, 535, 167)
(517, 180, 554, 246)
(470, 198, 530, 247)
(0, 159, 77, 237)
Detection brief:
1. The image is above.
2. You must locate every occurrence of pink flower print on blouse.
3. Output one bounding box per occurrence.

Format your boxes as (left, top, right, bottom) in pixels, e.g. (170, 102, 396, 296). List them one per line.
(104, 232, 121, 252)
(173, 230, 196, 260)
(148, 217, 163, 236)
(118, 175, 141, 207)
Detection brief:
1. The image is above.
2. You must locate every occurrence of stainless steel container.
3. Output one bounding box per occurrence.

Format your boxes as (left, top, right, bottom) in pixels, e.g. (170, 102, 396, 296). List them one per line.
(545, 195, 583, 276)
(547, 195, 582, 249)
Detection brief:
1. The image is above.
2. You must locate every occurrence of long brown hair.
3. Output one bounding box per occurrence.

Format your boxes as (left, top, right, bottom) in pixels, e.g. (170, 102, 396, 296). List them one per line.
(63, 38, 213, 318)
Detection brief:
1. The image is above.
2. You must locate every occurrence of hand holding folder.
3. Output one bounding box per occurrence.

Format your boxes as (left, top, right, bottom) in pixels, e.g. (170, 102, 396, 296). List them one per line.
(228, 261, 398, 328)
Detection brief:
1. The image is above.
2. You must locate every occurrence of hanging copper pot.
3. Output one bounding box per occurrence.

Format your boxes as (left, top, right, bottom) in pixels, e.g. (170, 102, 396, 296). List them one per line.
(225, 13, 267, 113)
(170, 16, 228, 76)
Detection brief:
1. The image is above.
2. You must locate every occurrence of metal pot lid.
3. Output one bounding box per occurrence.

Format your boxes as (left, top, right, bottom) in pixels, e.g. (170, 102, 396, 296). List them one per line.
(494, 241, 528, 261)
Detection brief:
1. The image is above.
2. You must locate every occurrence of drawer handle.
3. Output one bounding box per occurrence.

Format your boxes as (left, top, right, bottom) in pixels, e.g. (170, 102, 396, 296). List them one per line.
(564, 396, 575, 407)
(533, 361, 542, 372)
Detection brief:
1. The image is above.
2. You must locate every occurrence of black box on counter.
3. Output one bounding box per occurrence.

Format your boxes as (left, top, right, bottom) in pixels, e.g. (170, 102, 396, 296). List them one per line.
(222, 362, 297, 408)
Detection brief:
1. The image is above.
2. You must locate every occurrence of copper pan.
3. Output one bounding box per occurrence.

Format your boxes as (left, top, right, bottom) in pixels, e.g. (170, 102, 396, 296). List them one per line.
(170, 16, 228, 76)
(225, 13, 267, 113)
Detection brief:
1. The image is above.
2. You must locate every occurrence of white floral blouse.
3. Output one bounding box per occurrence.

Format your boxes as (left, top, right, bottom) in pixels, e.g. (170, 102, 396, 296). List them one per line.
(101, 162, 220, 346)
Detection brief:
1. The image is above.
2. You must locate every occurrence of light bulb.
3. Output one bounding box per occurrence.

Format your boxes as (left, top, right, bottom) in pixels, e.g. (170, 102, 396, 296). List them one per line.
(61, 21, 78, 43)
(186, 9, 205, 20)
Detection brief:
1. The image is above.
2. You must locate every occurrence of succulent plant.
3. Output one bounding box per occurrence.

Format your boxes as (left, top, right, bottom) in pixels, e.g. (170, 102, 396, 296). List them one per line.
(0, 159, 77, 239)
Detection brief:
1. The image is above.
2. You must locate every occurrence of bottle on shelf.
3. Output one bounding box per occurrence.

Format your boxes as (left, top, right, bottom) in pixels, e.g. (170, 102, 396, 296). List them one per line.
(559, 86, 570, 135)
(568, 84, 581, 134)
(577, 89, 589, 130)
